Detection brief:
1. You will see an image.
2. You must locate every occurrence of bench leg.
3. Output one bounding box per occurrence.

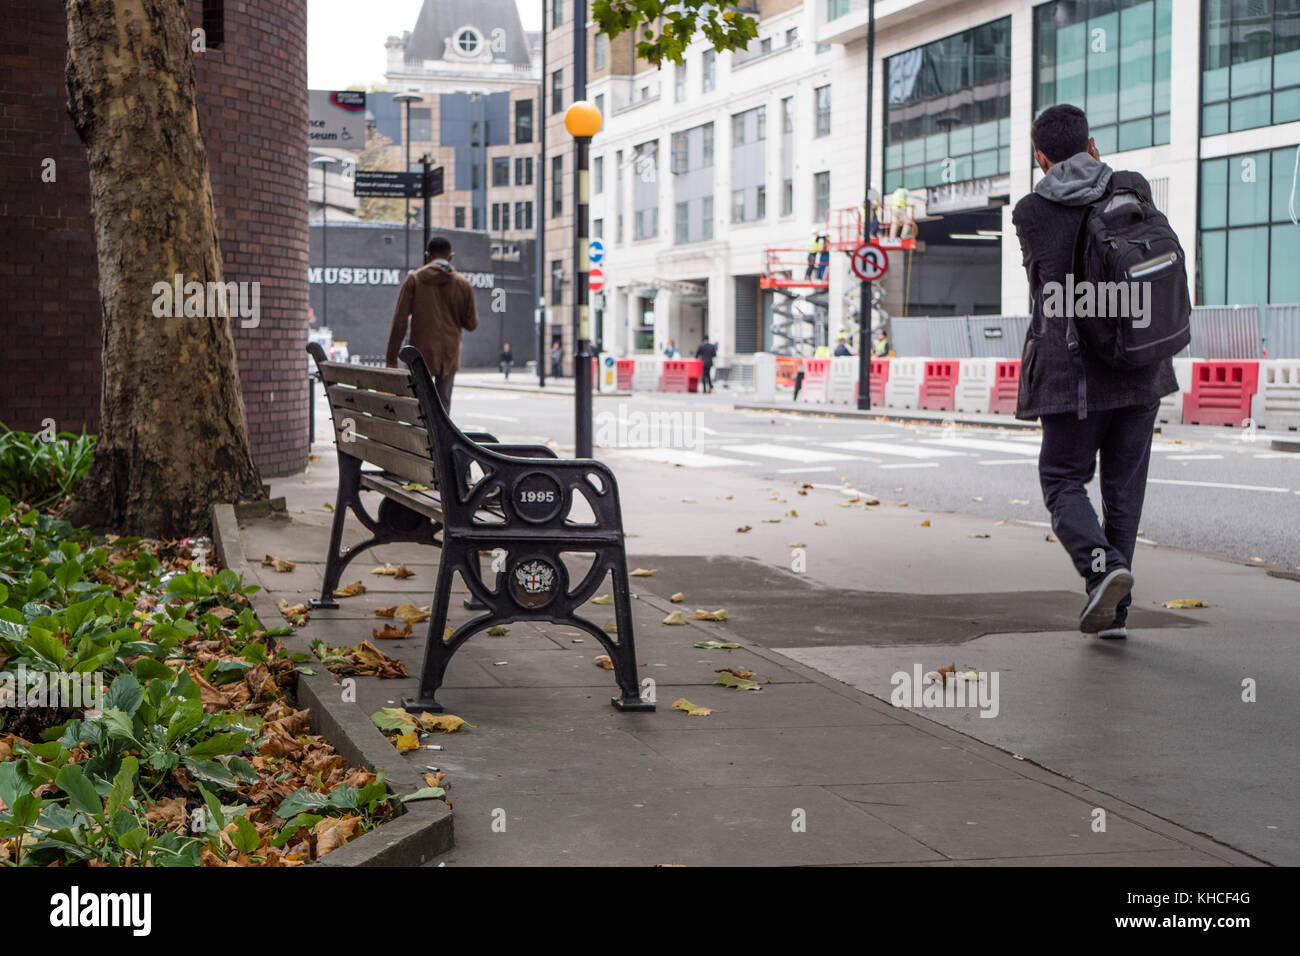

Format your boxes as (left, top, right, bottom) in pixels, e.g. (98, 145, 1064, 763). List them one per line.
(311, 477, 353, 609)
(605, 553, 655, 711)
(403, 550, 462, 713)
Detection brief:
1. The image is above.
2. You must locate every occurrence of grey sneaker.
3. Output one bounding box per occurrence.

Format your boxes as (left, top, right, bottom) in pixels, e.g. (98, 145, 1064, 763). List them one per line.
(1098, 625, 1128, 640)
(1080, 568, 1135, 634)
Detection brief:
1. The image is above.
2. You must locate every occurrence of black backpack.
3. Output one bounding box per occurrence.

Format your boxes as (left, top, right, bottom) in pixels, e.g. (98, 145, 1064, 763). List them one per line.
(1069, 175, 1191, 371)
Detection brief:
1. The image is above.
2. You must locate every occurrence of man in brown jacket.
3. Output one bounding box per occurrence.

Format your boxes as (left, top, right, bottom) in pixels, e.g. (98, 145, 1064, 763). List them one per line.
(385, 235, 479, 411)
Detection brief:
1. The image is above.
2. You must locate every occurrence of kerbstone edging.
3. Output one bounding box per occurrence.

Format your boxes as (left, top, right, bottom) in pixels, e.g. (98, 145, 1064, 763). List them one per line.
(210, 503, 453, 866)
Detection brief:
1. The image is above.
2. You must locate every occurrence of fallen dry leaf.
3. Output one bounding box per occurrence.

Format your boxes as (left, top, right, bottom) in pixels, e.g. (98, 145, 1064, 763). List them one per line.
(736, 525, 753, 533)
(487, 625, 509, 636)
(662, 610, 685, 626)
(592, 654, 614, 670)
(372, 621, 412, 640)
(689, 608, 728, 622)
(629, 568, 656, 577)
(669, 592, 685, 603)
(935, 663, 957, 685)
(592, 594, 612, 605)
(1163, 598, 1211, 609)
(333, 580, 366, 598)
(263, 554, 296, 573)
(672, 697, 712, 717)
(417, 713, 469, 734)
(715, 667, 756, 680)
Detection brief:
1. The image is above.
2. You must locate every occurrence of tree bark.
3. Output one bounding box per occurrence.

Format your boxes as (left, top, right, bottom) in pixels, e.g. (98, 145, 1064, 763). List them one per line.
(62, 0, 265, 538)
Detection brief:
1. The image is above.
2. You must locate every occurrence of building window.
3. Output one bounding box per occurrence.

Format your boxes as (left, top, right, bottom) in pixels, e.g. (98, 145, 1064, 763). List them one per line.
(827, 0, 851, 20)
(593, 217, 603, 238)
(815, 42, 831, 54)
(471, 163, 481, 190)
(884, 18, 1012, 191)
(552, 0, 563, 29)
(515, 156, 533, 186)
(594, 93, 605, 117)
(756, 185, 766, 219)
(551, 259, 563, 305)
(732, 113, 746, 147)
(552, 156, 563, 216)
(702, 123, 714, 166)
(492, 203, 501, 231)
(1198, 147, 1300, 307)
(672, 123, 715, 243)
(472, 205, 483, 230)
(515, 99, 533, 143)
(814, 85, 831, 137)
(552, 70, 563, 114)
(1202, 0, 1298, 135)
(492, 157, 510, 187)
(731, 108, 766, 223)
(594, 155, 604, 193)
(515, 202, 524, 230)
(702, 49, 716, 92)
(756, 104, 767, 141)
(633, 140, 658, 240)
(456, 29, 480, 55)
(782, 179, 793, 216)
(1036, 1, 1172, 152)
(702, 195, 713, 240)
(731, 189, 745, 222)
(676, 63, 687, 102)
(410, 107, 432, 142)
(782, 96, 794, 133)
(814, 170, 830, 220)
(786, 26, 799, 46)
(676, 201, 690, 243)
(615, 149, 624, 243)
(672, 131, 689, 174)
(595, 33, 607, 71)
(455, 206, 465, 229)
(760, 37, 772, 55)
(524, 201, 533, 230)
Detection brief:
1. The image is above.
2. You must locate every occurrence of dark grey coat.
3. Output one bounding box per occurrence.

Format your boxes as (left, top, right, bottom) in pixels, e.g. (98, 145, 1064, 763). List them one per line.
(1011, 154, 1179, 420)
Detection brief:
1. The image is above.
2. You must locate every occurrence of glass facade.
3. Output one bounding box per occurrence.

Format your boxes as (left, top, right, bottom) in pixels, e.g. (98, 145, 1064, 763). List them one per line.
(1198, 146, 1300, 307)
(1203, 0, 1300, 135)
(1035, 0, 1172, 154)
(884, 18, 1012, 192)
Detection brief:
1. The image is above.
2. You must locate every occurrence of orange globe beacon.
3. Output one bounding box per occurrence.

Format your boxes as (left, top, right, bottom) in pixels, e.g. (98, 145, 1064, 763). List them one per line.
(564, 100, 603, 138)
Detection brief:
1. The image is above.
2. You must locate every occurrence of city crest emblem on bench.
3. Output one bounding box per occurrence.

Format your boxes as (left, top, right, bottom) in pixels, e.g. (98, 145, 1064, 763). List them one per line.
(512, 559, 557, 608)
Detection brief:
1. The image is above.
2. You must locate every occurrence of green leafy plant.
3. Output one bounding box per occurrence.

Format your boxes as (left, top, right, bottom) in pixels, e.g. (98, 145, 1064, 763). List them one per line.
(0, 422, 96, 512)
(592, 0, 759, 66)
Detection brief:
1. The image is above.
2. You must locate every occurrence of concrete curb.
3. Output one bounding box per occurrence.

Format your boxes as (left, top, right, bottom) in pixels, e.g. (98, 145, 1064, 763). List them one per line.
(630, 587, 1266, 866)
(211, 503, 454, 867)
(731, 401, 1043, 430)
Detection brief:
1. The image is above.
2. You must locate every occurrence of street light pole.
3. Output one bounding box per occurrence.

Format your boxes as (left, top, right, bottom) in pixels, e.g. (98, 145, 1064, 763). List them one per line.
(310, 155, 335, 329)
(570, 1, 593, 458)
(393, 92, 421, 272)
(857, 0, 876, 410)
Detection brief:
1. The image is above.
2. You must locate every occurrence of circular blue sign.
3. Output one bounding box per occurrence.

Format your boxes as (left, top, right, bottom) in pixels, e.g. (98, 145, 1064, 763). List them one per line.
(588, 238, 605, 264)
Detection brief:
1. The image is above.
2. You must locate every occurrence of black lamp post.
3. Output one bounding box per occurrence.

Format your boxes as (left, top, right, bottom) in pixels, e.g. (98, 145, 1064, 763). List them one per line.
(565, 1, 599, 458)
(857, 0, 876, 410)
(393, 92, 421, 271)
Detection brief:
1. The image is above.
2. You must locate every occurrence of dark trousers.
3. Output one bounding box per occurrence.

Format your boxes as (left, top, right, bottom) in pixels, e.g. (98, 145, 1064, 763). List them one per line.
(700, 362, 713, 392)
(1038, 399, 1159, 624)
(433, 371, 454, 413)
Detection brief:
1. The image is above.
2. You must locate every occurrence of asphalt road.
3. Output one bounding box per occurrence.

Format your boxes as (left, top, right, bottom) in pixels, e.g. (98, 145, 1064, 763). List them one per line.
(443, 385, 1300, 570)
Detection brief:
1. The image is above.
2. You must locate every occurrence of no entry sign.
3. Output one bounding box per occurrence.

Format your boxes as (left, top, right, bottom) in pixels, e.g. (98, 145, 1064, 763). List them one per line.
(588, 266, 606, 292)
(850, 242, 889, 282)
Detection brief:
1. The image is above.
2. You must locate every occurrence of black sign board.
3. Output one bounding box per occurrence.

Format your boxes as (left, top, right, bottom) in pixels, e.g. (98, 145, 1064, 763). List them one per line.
(423, 166, 444, 198)
(354, 170, 425, 198)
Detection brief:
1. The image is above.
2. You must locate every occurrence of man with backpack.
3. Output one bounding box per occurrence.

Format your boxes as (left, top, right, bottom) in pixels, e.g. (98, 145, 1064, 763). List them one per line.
(1013, 105, 1188, 640)
(386, 235, 479, 412)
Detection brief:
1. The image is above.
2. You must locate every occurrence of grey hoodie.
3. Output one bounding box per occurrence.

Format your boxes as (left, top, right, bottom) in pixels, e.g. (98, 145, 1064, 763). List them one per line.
(1033, 152, 1113, 207)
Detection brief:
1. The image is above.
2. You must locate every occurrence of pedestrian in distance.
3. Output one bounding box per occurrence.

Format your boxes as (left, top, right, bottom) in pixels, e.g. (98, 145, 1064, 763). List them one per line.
(499, 342, 513, 380)
(663, 339, 680, 359)
(549, 341, 563, 378)
(815, 235, 830, 279)
(873, 330, 890, 357)
(833, 338, 852, 357)
(694, 339, 717, 393)
(1013, 103, 1187, 640)
(792, 368, 805, 402)
(386, 235, 478, 413)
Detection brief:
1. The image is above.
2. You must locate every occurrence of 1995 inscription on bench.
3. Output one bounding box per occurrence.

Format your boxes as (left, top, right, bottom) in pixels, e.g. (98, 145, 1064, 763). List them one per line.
(513, 472, 564, 523)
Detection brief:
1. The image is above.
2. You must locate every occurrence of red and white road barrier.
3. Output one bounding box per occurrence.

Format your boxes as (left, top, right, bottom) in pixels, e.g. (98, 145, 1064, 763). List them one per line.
(1182, 360, 1260, 427)
(1250, 360, 1300, 432)
(883, 357, 928, 410)
(955, 358, 996, 414)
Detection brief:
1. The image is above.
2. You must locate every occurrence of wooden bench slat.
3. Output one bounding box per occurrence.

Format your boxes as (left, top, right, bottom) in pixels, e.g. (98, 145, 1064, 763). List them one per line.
(338, 414, 432, 458)
(360, 473, 444, 520)
(327, 384, 423, 424)
(319, 362, 414, 393)
(345, 436, 435, 485)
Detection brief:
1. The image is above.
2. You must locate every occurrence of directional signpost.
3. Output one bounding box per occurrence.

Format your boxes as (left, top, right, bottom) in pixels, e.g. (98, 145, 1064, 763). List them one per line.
(354, 170, 430, 199)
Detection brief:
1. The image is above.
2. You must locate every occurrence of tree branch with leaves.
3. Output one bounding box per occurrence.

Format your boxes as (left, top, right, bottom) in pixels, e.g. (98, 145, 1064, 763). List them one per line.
(592, 1, 759, 66)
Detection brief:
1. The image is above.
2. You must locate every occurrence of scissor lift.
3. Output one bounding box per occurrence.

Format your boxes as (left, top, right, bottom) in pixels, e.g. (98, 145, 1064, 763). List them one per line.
(759, 248, 829, 355)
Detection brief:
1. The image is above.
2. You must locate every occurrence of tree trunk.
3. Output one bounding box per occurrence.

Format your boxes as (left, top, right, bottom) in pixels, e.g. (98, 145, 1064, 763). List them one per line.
(62, 0, 265, 538)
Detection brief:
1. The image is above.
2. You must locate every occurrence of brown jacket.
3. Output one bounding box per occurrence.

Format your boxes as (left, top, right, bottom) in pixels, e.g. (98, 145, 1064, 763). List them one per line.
(385, 260, 478, 375)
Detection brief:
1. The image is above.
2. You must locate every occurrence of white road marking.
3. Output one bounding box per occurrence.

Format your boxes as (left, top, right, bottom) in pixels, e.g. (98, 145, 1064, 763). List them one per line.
(776, 465, 836, 474)
(824, 440, 965, 459)
(1148, 478, 1291, 493)
(461, 413, 520, 423)
(725, 442, 861, 462)
(978, 458, 1038, 466)
(879, 462, 940, 470)
(1165, 454, 1223, 461)
(616, 448, 753, 468)
(921, 437, 1040, 456)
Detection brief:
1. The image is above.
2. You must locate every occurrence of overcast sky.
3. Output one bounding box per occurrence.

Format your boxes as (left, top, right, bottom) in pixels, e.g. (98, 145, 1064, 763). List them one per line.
(307, 0, 543, 92)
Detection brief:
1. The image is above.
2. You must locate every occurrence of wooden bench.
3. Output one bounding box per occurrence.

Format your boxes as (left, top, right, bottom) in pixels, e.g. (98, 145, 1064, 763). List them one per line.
(307, 343, 653, 713)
